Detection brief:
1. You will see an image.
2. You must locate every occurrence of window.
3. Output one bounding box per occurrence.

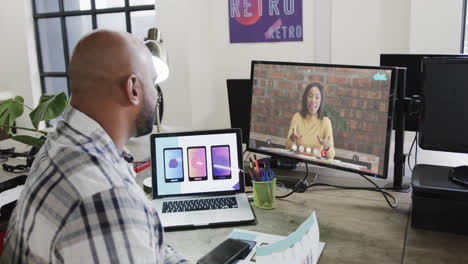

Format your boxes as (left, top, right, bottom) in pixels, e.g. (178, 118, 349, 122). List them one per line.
(32, 0, 156, 96)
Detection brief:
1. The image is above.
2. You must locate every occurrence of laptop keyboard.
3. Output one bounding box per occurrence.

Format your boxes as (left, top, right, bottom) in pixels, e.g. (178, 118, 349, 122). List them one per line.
(162, 197, 238, 213)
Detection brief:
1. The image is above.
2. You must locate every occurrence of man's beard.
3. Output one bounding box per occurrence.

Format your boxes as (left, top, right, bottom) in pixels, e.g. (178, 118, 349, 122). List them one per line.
(135, 98, 156, 137)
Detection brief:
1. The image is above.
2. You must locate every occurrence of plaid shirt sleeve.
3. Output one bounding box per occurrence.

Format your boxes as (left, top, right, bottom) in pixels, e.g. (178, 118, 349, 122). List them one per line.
(54, 187, 190, 264)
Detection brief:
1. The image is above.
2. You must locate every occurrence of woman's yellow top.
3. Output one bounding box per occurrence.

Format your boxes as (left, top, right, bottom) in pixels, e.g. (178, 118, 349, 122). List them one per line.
(285, 112, 335, 159)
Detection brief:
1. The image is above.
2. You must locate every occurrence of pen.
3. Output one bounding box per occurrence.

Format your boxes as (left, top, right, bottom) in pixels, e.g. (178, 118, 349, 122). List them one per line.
(249, 167, 255, 181)
(248, 168, 255, 181)
(249, 167, 260, 181)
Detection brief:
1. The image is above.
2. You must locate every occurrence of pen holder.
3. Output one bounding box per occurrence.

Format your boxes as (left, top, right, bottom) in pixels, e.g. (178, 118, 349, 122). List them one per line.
(252, 178, 276, 209)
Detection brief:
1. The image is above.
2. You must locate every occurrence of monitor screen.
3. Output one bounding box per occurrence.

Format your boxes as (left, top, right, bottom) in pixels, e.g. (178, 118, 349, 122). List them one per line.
(248, 61, 397, 178)
(380, 54, 468, 131)
(227, 79, 251, 144)
(419, 57, 468, 153)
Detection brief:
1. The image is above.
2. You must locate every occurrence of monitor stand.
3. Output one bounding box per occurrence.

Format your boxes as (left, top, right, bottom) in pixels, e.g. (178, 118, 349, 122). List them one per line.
(449, 166, 468, 188)
(270, 157, 298, 170)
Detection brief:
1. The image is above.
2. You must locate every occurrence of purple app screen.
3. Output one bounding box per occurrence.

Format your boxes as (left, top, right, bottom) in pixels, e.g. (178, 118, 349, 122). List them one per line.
(212, 146, 231, 178)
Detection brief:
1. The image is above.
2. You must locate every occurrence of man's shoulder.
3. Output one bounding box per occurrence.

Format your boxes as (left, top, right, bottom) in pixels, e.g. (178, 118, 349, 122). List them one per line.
(35, 139, 128, 198)
(78, 185, 153, 213)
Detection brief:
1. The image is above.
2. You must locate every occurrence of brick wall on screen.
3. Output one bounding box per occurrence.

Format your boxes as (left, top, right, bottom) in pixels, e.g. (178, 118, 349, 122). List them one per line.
(251, 64, 391, 175)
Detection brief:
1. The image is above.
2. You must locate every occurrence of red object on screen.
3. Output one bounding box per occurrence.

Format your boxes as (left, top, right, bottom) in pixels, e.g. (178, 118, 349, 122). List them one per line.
(321, 149, 327, 157)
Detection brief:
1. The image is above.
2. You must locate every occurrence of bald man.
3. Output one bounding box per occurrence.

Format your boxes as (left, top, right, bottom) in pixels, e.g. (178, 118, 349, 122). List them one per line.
(1, 30, 189, 263)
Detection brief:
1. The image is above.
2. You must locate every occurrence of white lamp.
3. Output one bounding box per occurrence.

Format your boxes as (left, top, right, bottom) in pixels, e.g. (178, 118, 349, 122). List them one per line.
(144, 28, 169, 84)
(144, 28, 168, 132)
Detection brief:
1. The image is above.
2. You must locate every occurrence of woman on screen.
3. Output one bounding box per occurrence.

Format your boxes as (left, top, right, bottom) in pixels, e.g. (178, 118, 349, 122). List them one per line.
(285, 83, 335, 159)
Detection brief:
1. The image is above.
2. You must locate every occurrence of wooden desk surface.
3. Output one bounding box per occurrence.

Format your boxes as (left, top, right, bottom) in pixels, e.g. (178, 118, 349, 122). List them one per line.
(160, 188, 468, 264)
(1, 137, 468, 263)
(133, 168, 468, 263)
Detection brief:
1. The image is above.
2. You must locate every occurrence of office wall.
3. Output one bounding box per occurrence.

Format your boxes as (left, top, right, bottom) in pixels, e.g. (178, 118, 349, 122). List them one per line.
(331, 0, 410, 65)
(158, 0, 316, 130)
(0, 0, 41, 127)
(0, 0, 463, 130)
(158, 0, 413, 129)
(409, 0, 464, 53)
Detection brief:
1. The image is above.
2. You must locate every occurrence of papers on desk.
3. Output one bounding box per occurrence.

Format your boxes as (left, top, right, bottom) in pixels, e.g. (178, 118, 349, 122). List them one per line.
(0, 185, 23, 211)
(228, 211, 325, 264)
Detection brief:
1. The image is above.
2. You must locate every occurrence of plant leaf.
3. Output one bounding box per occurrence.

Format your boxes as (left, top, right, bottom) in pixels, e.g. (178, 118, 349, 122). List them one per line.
(325, 105, 350, 133)
(29, 92, 68, 129)
(0, 96, 25, 134)
(11, 135, 46, 147)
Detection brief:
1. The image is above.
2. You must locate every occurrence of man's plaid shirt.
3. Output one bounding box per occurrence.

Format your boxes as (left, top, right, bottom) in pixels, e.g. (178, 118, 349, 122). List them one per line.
(1, 106, 189, 263)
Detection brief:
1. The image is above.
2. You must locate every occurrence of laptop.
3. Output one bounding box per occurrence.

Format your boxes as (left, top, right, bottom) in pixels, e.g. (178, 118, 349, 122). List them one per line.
(150, 129, 255, 229)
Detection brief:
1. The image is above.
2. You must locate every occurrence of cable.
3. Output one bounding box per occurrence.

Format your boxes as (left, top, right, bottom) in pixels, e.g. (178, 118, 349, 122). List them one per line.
(275, 162, 310, 198)
(275, 164, 398, 208)
(275, 187, 296, 198)
(356, 172, 398, 208)
(275, 162, 309, 198)
(400, 206, 412, 263)
(415, 132, 419, 166)
(306, 182, 398, 208)
(2, 163, 28, 173)
(407, 132, 417, 173)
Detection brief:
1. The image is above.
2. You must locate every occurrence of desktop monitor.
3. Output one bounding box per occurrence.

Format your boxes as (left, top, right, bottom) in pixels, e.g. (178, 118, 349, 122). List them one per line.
(419, 57, 468, 153)
(227, 79, 251, 144)
(380, 54, 468, 131)
(248, 60, 397, 179)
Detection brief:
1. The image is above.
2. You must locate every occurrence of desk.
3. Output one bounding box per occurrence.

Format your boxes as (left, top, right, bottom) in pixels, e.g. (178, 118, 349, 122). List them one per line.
(132, 166, 468, 263)
(1, 137, 468, 263)
(164, 189, 408, 263)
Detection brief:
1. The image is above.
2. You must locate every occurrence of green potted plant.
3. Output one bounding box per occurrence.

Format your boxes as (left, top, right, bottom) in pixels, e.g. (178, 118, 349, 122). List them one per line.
(0, 92, 69, 147)
(325, 105, 350, 133)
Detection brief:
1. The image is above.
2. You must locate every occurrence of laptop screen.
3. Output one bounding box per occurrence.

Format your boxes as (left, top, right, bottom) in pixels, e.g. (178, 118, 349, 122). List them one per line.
(150, 129, 244, 197)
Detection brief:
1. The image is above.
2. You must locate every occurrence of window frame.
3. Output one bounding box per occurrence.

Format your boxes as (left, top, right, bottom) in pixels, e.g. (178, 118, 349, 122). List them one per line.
(462, 0, 467, 53)
(31, 0, 155, 95)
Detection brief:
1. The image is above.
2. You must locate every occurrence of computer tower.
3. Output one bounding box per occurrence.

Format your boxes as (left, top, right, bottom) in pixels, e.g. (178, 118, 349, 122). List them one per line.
(412, 164, 468, 235)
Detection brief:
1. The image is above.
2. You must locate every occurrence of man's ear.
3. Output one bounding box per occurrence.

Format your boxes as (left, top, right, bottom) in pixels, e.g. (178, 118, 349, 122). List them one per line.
(125, 74, 140, 105)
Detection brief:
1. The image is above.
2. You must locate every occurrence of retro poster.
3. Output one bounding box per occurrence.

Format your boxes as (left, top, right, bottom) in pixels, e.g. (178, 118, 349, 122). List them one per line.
(229, 0, 303, 43)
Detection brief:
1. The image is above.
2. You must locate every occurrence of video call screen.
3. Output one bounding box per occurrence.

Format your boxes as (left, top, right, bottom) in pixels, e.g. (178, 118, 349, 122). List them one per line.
(249, 61, 396, 178)
(153, 132, 241, 196)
